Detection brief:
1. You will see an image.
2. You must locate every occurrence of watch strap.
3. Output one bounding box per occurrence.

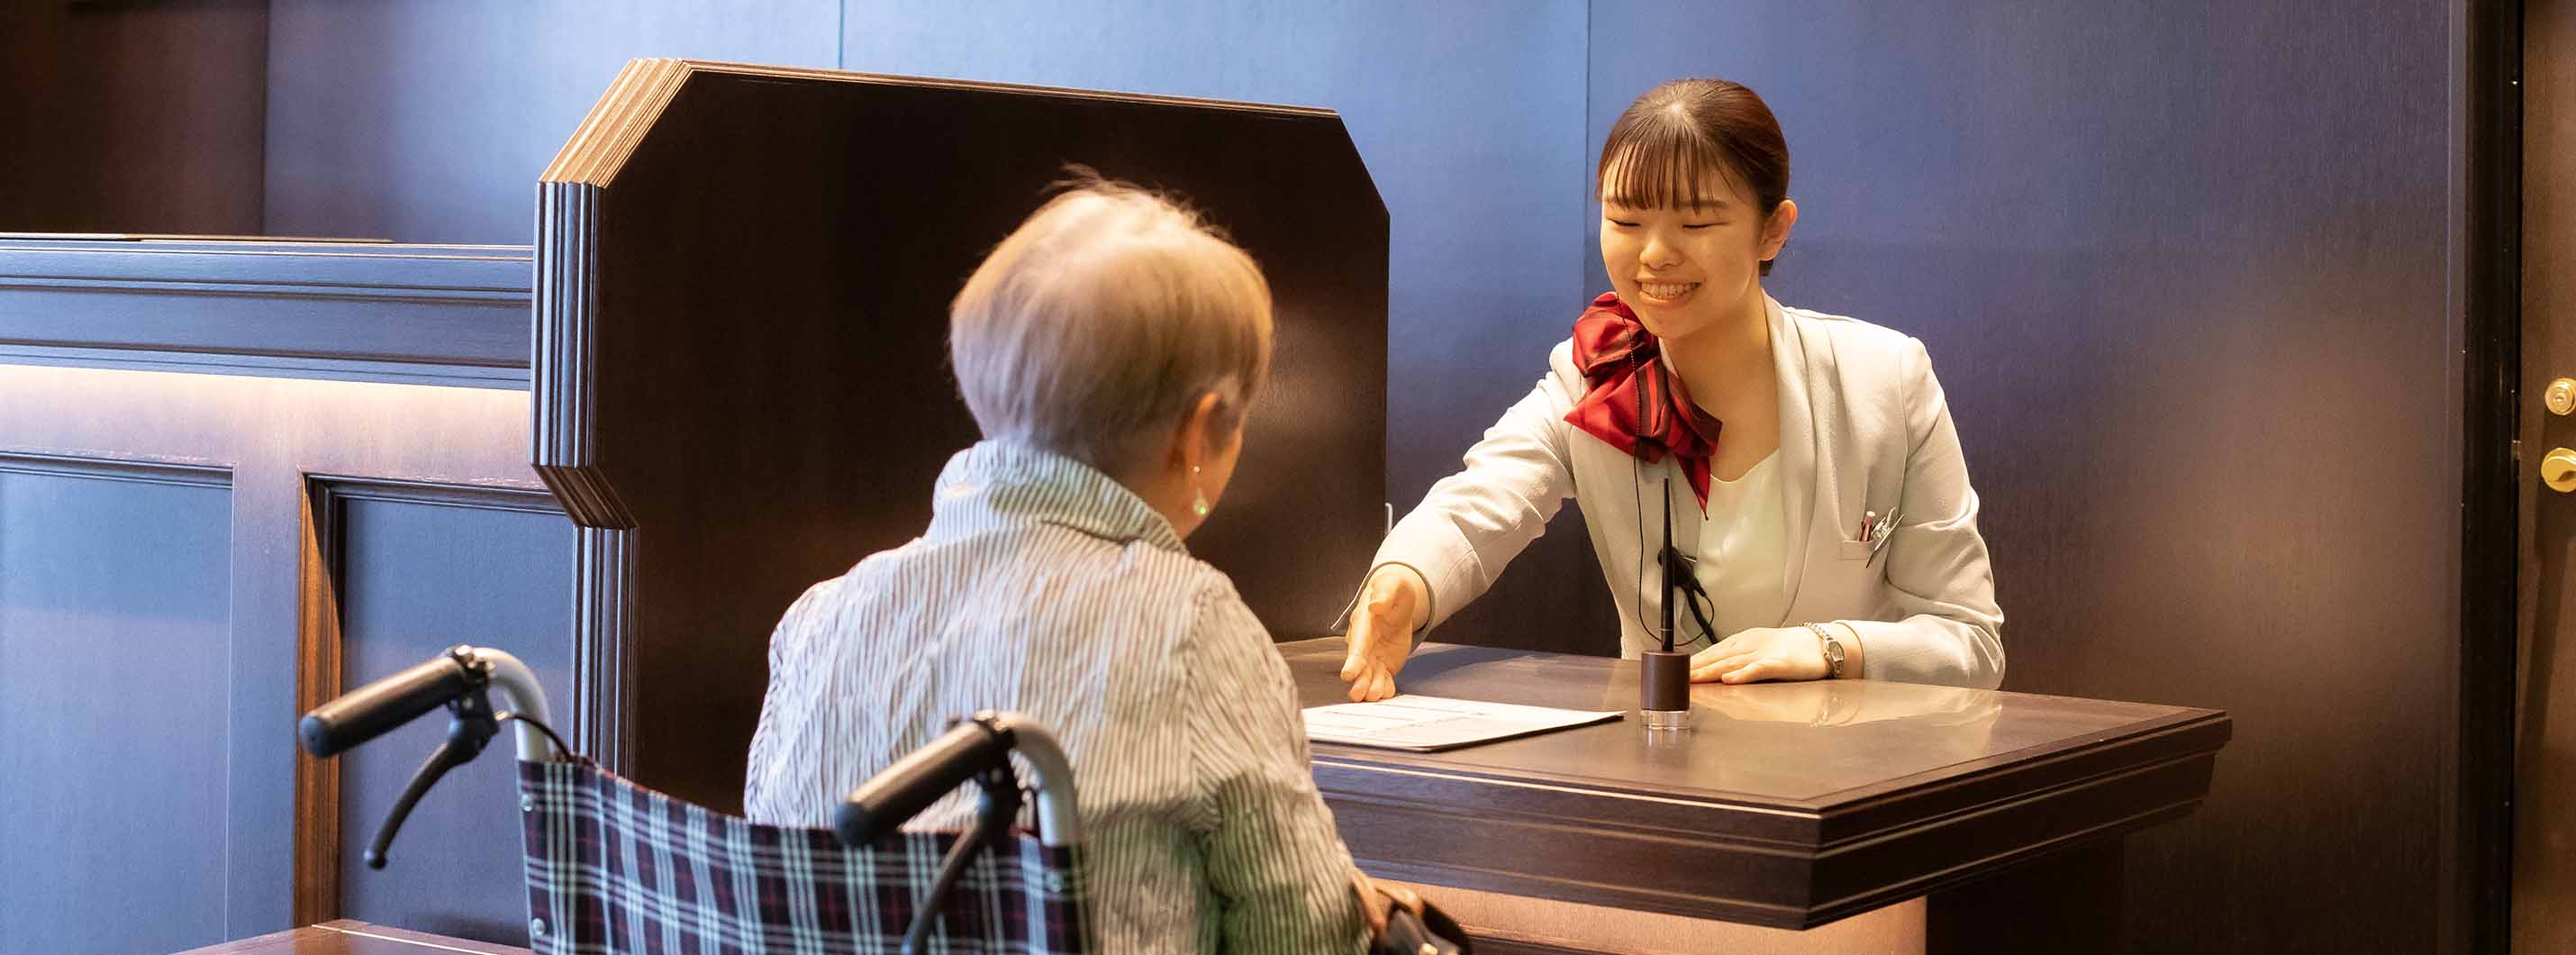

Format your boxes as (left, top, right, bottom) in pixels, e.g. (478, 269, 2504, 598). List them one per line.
(1804, 622, 1846, 678)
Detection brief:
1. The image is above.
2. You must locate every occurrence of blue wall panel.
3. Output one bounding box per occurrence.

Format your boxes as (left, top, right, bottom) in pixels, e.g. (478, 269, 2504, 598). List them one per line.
(331, 489, 574, 944)
(0, 464, 231, 955)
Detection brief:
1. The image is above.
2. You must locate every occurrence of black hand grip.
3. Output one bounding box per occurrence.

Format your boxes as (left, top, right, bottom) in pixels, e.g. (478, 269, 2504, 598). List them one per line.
(837, 718, 1011, 846)
(1374, 905, 1470, 955)
(299, 654, 474, 758)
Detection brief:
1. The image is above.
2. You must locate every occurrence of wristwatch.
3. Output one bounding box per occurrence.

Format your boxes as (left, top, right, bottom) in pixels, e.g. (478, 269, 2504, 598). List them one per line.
(1804, 622, 1847, 679)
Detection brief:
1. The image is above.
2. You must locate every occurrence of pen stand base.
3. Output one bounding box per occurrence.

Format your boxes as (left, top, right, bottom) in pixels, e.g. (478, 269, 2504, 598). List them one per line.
(1639, 650, 1691, 730)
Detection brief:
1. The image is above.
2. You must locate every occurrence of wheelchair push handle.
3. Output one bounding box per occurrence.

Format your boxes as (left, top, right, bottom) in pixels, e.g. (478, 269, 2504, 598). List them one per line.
(838, 711, 1080, 850)
(837, 713, 1083, 955)
(298, 645, 560, 764)
(837, 717, 1012, 846)
(299, 654, 476, 759)
(295, 645, 563, 870)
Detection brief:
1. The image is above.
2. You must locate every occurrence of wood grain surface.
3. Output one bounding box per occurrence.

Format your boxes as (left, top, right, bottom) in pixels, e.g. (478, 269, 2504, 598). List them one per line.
(1281, 638, 2226, 931)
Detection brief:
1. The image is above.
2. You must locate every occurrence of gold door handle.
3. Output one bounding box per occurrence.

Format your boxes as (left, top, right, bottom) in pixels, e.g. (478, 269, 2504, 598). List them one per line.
(2548, 448, 2576, 493)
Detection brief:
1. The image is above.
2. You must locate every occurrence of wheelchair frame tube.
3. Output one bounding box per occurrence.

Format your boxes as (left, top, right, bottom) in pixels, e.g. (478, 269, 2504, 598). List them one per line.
(987, 714, 1079, 848)
(458, 646, 560, 762)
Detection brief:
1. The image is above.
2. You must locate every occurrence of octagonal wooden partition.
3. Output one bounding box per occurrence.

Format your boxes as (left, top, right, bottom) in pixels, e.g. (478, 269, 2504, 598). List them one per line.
(532, 59, 1389, 808)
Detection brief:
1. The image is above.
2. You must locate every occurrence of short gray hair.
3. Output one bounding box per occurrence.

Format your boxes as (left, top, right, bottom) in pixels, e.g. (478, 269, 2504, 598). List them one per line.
(949, 175, 1274, 468)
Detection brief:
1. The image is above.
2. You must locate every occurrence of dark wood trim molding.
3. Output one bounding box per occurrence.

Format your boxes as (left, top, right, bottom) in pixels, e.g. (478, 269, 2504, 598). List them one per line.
(0, 346, 525, 389)
(531, 182, 626, 529)
(2458, 0, 2523, 951)
(522, 58, 685, 531)
(292, 476, 561, 927)
(534, 59, 1334, 194)
(292, 478, 340, 927)
(531, 169, 634, 772)
(313, 476, 563, 514)
(0, 450, 229, 487)
(0, 240, 533, 388)
(570, 525, 635, 772)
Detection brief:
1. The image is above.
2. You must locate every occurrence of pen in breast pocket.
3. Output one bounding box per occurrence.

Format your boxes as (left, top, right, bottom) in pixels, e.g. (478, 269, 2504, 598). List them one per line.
(1866, 509, 1901, 565)
(1861, 510, 1876, 542)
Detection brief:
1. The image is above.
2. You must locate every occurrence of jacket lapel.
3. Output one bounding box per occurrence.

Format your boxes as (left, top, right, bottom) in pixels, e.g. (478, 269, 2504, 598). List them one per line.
(1769, 296, 1823, 618)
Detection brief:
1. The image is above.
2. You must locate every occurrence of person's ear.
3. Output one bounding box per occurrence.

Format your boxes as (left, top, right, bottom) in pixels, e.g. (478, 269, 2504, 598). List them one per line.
(1760, 198, 1800, 262)
(1173, 390, 1226, 474)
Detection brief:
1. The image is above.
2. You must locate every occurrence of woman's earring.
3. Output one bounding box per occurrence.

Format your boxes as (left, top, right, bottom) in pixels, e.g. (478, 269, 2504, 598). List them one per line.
(1190, 464, 1210, 517)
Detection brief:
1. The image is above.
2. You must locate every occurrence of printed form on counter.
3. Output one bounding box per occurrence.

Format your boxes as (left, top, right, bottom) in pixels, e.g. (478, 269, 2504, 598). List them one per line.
(1302, 695, 1624, 752)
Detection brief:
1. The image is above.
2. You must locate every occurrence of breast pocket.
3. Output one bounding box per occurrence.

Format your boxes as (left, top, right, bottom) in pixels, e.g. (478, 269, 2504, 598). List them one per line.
(1836, 539, 1873, 561)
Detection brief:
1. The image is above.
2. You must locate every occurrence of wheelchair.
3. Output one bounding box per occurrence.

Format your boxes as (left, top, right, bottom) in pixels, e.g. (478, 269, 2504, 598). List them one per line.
(299, 644, 1465, 954)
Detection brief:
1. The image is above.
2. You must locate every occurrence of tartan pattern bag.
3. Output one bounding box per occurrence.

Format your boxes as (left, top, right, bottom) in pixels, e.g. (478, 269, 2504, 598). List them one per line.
(519, 759, 1093, 955)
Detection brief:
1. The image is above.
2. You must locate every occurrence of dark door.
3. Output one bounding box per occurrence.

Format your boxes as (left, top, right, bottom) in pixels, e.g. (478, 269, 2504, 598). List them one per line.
(2517, 2, 2576, 949)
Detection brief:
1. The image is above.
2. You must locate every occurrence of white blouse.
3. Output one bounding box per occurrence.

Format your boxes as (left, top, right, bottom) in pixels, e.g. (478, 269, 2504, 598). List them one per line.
(1692, 450, 1791, 646)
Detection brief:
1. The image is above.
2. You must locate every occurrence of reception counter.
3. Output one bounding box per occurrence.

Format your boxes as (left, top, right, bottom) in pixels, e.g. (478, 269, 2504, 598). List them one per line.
(1284, 640, 2231, 954)
(2, 62, 2227, 953)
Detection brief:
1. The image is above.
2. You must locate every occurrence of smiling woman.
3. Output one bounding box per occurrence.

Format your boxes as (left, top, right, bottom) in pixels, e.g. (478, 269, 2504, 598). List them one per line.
(1338, 77, 2006, 703)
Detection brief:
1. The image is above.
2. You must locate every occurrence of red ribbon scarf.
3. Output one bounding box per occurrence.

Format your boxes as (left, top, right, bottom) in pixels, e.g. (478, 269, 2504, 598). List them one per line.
(1563, 293, 1724, 506)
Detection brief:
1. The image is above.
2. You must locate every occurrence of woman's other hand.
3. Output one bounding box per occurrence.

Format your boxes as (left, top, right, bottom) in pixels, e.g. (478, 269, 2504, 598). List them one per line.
(1689, 625, 1830, 684)
(1340, 566, 1426, 702)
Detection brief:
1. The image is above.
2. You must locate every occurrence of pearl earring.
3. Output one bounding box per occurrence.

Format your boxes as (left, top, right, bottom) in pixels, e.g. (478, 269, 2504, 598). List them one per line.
(1190, 464, 1210, 517)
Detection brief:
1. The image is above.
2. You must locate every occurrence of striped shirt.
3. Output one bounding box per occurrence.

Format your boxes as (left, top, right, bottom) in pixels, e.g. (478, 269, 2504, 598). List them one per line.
(743, 440, 1366, 954)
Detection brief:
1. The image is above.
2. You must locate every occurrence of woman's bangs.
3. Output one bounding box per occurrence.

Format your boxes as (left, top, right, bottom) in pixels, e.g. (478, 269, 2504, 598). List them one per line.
(1599, 123, 1737, 210)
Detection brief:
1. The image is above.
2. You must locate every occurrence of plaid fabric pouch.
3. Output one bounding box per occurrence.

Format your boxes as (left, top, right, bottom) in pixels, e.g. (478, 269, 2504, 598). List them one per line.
(519, 759, 1092, 955)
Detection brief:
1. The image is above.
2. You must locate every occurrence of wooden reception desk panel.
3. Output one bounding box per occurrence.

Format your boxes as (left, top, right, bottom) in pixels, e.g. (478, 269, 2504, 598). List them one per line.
(0, 240, 564, 947)
(1283, 639, 2228, 930)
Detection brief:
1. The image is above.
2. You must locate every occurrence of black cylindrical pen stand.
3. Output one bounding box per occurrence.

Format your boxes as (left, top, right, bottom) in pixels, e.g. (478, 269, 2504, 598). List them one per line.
(1640, 650, 1691, 730)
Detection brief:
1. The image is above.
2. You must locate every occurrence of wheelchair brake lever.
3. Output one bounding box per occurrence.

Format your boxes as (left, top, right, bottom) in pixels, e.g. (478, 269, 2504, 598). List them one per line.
(363, 687, 499, 869)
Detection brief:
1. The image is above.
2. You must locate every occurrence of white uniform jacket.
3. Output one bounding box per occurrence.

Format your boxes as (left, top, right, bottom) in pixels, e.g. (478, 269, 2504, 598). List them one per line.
(1372, 296, 2005, 688)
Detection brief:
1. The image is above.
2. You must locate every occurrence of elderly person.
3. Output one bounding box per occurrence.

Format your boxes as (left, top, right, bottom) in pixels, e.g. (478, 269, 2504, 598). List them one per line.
(742, 177, 1374, 953)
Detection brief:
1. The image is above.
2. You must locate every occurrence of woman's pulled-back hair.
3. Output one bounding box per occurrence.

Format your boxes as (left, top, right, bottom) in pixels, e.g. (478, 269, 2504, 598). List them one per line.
(1596, 78, 1791, 276)
(948, 168, 1274, 470)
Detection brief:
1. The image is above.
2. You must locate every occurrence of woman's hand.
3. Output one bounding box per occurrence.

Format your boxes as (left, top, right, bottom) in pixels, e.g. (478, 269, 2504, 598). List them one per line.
(1689, 626, 1832, 684)
(1340, 566, 1426, 702)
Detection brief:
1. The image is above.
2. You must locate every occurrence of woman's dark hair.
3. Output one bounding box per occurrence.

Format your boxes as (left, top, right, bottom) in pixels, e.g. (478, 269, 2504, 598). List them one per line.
(1596, 78, 1791, 276)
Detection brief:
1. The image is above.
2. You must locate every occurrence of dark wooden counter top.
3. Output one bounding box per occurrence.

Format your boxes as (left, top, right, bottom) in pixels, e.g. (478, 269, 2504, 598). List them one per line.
(1283, 638, 2230, 929)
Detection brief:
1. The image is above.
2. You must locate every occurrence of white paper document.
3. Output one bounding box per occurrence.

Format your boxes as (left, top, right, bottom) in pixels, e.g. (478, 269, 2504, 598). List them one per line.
(1302, 695, 1625, 752)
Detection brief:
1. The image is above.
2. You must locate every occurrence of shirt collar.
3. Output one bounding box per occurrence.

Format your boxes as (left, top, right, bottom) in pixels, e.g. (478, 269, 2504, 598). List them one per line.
(927, 440, 1186, 553)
